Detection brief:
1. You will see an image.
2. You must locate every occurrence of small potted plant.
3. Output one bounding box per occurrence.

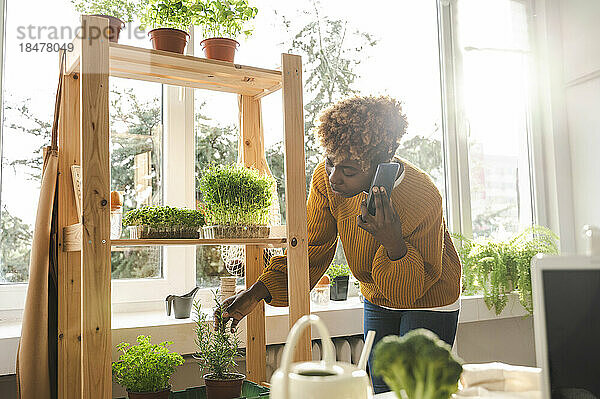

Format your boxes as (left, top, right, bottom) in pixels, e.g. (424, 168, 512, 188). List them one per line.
(327, 263, 351, 301)
(123, 205, 205, 239)
(71, 0, 139, 42)
(193, 0, 258, 62)
(139, 0, 198, 53)
(453, 225, 559, 315)
(198, 163, 274, 239)
(112, 335, 184, 399)
(193, 295, 244, 399)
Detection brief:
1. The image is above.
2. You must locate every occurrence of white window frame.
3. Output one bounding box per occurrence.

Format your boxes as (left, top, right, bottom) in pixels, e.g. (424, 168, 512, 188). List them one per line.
(1, 1, 550, 312)
(111, 29, 198, 309)
(436, 0, 545, 238)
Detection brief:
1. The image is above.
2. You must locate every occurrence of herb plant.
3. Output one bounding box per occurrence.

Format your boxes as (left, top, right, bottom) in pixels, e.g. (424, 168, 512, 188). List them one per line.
(453, 225, 559, 315)
(193, 0, 258, 39)
(326, 263, 351, 284)
(193, 293, 241, 379)
(139, 0, 199, 31)
(71, 0, 139, 22)
(198, 163, 274, 227)
(123, 206, 205, 229)
(112, 335, 184, 393)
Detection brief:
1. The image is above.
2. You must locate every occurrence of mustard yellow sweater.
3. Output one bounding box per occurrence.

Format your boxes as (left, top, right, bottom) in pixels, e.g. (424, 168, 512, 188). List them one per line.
(257, 159, 461, 309)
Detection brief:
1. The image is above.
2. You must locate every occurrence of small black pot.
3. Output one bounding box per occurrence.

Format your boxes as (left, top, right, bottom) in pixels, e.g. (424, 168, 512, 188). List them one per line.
(330, 275, 349, 301)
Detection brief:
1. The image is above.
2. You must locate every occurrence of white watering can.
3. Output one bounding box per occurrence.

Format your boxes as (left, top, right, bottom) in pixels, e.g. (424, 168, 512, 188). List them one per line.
(270, 314, 376, 399)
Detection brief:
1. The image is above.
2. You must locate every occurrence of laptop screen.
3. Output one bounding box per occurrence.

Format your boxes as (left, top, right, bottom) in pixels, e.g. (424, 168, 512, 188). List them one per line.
(543, 270, 600, 399)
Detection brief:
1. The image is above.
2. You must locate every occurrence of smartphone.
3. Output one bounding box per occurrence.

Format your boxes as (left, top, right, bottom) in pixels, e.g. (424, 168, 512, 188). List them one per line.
(366, 163, 401, 216)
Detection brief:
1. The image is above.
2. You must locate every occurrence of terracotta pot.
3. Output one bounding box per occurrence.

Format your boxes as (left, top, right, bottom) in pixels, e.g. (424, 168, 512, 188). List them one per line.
(127, 387, 170, 399)
(204, 373, 245, 399)
(149, 28, 189, 54)
(90, 14, 125, 43)
(200, 38, 239, 62)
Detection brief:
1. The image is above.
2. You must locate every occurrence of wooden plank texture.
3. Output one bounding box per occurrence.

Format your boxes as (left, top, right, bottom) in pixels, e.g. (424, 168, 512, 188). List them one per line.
(108, 43, 281, 96)
(57, 53, 82, 398)
(281, 54, 312, 362)
(79, 15, 111, 399)
(239, 94, 268, 383)
(63, 223, 286, 251)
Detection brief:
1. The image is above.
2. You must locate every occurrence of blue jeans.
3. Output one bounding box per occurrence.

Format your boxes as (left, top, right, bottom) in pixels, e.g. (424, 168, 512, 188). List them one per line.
(363, 299, 459, 394)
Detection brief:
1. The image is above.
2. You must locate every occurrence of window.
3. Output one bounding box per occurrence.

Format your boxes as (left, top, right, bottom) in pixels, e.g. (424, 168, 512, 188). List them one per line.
(447, 0, 535, 239)
(0, 0, 541, 310)
(110, 79, 163, 280)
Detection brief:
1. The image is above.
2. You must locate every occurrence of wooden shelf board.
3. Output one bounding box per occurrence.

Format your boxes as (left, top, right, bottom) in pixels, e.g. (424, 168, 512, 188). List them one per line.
(66, 41, 283, 98)
(112, 237, 286, 247)
(62, 223, 287, 251)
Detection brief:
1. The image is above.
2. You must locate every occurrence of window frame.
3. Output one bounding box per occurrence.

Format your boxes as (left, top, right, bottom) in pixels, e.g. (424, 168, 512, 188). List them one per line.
(437, 0, 545, 238)
(0, 1, 549, 311)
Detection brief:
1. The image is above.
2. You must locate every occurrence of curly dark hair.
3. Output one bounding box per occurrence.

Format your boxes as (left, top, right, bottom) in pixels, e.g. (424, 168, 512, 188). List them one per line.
(316, 95, 408, 170)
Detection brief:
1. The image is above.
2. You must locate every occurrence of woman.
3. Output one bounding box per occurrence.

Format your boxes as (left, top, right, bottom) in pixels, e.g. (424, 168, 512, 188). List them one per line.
(217, 95, 461, 394)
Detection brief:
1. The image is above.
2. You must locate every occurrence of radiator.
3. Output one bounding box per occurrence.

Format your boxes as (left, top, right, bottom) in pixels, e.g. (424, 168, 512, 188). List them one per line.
(265, 335, 365, 380)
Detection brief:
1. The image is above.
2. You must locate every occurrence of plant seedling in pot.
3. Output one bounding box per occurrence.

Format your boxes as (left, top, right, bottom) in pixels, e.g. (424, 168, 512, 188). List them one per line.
(193, 293, 244, 399)
(193, 0, 258, 62)
(112, 335, 184, 399)
(71, 0, 139, 42)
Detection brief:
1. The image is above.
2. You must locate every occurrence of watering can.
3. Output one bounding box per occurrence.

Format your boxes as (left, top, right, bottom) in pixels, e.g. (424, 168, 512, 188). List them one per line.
(165, 287, 200, 319)
(270, 314, 376, 399)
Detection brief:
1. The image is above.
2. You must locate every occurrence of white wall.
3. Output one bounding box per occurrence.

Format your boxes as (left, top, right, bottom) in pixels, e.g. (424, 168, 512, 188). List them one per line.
(535, 0, 600, 253)
(560, 0, 600, 253)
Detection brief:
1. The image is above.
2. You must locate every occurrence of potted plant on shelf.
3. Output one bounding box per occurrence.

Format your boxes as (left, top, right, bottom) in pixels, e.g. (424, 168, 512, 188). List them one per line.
(123, 205, 205, 239)
(193, 296, 244, 399)
(112, 335, 184, 399)
(327, 263, 351, 301)
(198, 163, 274, 239)
(71, 0, 139, 42)
(193, 0, 258, 62)
(139, 0, 198, 53)
(453, 225, 559, 315)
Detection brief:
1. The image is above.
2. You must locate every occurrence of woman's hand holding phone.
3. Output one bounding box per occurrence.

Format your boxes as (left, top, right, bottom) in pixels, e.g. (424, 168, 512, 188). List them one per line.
(357, 186, 407, 261)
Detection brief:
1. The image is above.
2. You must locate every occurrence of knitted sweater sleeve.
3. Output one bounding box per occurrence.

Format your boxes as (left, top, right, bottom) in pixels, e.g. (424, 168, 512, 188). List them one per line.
(371, 193, 445, 306)
(257, 163, 338, 307)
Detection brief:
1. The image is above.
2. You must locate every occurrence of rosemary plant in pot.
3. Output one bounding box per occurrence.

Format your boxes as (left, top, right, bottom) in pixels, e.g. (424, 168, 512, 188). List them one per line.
(193, 0, 258, 62)
(139, 0, 200, 53)
(453, 225, 559, 315)
(198, 163, 274, 239)
(112, 335, 184, 399)
(193, 297, 244, 399)
(71, 0, 139, 42)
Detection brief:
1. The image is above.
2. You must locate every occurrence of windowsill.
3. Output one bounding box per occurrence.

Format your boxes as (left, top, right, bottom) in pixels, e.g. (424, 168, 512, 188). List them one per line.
(0, 293, 528, 375)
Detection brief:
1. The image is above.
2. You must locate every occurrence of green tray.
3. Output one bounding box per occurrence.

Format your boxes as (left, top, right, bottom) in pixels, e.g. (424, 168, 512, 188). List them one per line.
(119, 381, 269, 399)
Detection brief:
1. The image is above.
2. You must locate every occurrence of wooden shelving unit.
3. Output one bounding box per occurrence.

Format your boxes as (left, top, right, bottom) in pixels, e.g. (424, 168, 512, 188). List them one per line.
(56, 16, 311, 399)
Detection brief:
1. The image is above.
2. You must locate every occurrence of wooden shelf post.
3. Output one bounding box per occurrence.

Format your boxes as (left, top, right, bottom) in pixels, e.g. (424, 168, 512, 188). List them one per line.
(57, 52, 82, 398)
(281, 53, 312, 362)
(239, 94, 268, 382)
(79, 15, 112, 399)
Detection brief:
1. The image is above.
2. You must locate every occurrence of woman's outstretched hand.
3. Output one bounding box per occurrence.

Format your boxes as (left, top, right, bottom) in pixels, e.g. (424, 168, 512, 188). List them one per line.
(214, 281, 270, 333)
(357, 186, 408, 261)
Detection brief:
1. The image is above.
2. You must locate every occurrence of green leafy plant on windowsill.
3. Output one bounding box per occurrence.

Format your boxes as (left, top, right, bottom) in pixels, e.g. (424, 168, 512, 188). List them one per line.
(198, 163, 274, 227)
(71, 0, 139, 22)
(139, 0, 200, 31)
(193, 0, 258, 39)
(112, 335, 184, 394)
(452, 225, 559, 315)
(326, 263, 351, 285)
(193, 293, 242, 379)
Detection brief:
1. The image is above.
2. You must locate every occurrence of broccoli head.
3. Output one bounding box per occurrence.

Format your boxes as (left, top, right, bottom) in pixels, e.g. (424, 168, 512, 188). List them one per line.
(372, 328, 463, 399)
